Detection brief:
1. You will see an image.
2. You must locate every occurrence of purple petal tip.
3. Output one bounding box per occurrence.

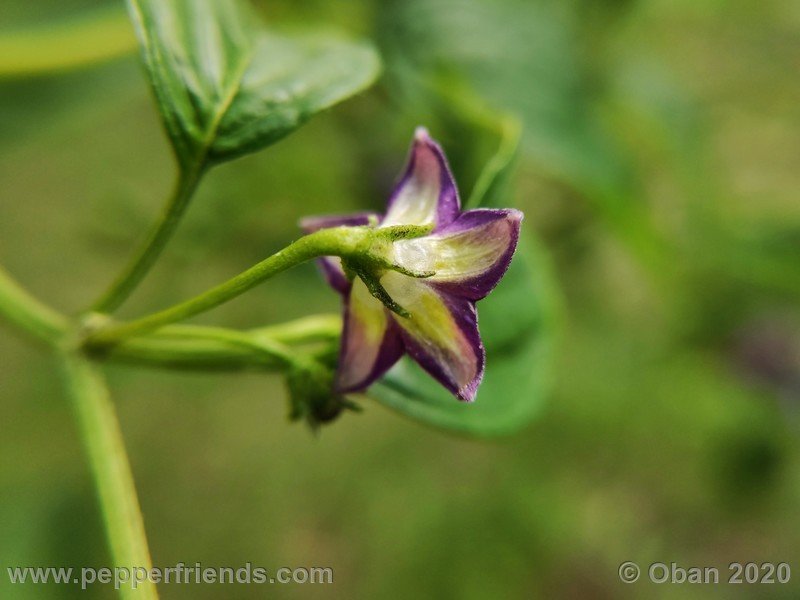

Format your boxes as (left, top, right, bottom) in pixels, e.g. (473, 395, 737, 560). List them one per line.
(414, 126, 431, 142)
(456, 377, 481, 402)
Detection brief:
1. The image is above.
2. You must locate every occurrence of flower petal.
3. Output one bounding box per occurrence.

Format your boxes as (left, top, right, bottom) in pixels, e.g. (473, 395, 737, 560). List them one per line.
(391, 208, 523, 300)
(299, 212, 379, 294)
(381, 127, 460, 231)
(380, 271, 484, 401)
(336, 277, 404, 393)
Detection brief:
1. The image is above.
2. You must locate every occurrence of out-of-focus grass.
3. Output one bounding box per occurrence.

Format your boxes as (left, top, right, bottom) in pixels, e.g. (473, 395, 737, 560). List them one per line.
(1, 0, 799, 599)
(0, 5, 135, 77)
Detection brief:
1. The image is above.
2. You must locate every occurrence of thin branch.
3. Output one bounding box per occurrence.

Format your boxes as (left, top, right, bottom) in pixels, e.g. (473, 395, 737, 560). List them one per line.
(0, 264, 68, 345)
(60, 353, 158, 600)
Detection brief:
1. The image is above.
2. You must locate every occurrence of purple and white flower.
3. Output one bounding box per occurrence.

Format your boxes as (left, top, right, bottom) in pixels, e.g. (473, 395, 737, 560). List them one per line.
(301, 128, 522, 402)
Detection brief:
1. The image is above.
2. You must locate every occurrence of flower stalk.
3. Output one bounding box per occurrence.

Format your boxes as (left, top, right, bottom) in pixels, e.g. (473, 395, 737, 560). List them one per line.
(85, 225, 426, 349)
(104, 317, 342, 371)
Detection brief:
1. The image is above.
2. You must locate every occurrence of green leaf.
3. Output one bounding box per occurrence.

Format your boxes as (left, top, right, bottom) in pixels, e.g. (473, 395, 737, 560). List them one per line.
(368, 116, 560, 436)
(127, 0, 381, 171)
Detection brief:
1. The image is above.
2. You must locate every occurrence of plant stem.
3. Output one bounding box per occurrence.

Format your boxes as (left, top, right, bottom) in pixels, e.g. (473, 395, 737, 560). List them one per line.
(60, 353, 158, 600)
(251, 314, 341, 345)
(0, 265, 68, 344)
(101, 319, 340, 372)
(93, 167, 203, 313)
(87, 226, 369, 347)
(106, 330, 282, 372)
(142, 324, 298, 367)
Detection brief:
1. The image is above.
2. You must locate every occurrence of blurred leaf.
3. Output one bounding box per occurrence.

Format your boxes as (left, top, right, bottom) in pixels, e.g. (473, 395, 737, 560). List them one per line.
(703, 222, 800, 299)
(369, 117, 560, 436)
(377, 0, 668, 269)
(614, 60, 800, 301)
(127, 0, 381, 171)
(0, 6, 136, 78)
(464, 115, 523, 210)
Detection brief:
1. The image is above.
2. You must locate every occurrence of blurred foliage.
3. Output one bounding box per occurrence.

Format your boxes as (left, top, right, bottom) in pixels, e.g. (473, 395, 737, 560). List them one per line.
(1, 0, 799, 599)
(0, 5, 135, 78)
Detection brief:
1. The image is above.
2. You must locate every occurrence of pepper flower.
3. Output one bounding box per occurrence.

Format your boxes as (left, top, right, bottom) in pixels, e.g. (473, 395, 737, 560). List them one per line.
(301, 128, 522, 402)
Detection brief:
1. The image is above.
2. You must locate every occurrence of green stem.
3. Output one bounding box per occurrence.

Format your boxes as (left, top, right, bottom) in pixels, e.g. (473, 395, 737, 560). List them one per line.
(87, 226, 371, 347)
(60, 353, 158, 600)
(144, 324, 298, 367)
(103, 319, 341, 372)
(106, 329, 282, 372)
(251, 314, 341, 345)
(0, 265, 69, 344)
(93, 167, 203, 313)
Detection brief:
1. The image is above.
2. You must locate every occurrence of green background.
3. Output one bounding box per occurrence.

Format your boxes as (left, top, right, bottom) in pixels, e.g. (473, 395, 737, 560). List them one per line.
(1, 0, 799, 598)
